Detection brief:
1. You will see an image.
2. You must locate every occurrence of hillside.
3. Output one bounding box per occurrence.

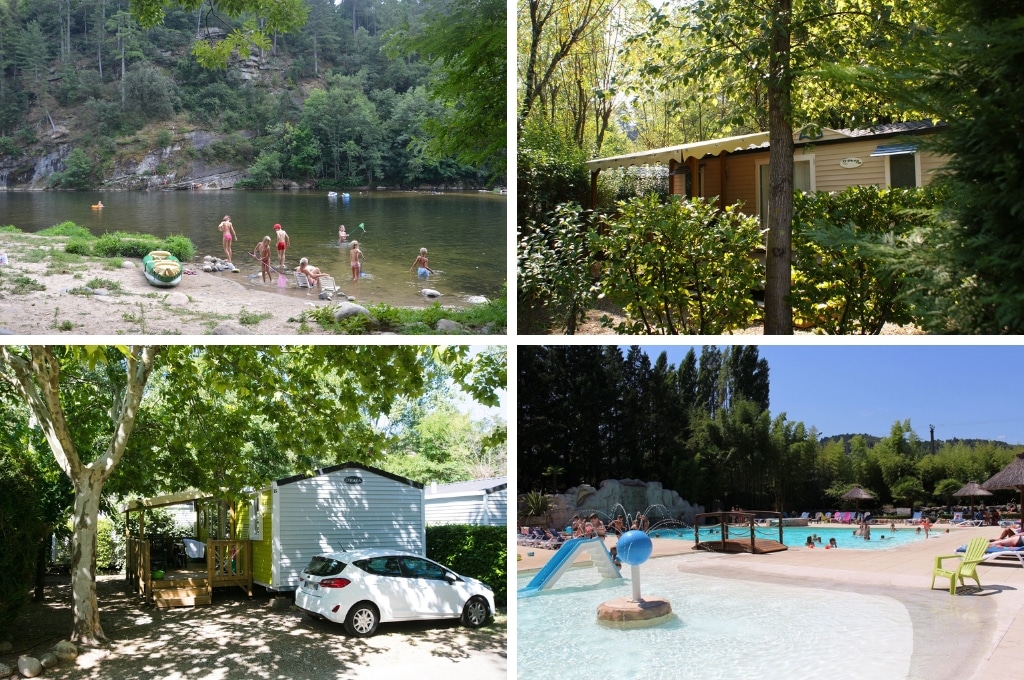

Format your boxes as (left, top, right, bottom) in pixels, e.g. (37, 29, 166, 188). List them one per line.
(0, 0, 504, 192)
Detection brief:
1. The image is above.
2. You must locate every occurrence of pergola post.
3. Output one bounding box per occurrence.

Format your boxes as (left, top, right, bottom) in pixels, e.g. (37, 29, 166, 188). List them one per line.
(590, 170, 600, 209)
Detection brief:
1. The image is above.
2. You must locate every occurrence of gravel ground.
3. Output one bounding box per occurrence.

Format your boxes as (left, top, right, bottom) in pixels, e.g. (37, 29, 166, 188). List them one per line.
(1, 574, 507, 680)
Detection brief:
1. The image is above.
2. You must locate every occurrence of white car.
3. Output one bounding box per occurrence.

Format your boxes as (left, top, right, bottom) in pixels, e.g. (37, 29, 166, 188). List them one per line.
(294, 549, 495, 637)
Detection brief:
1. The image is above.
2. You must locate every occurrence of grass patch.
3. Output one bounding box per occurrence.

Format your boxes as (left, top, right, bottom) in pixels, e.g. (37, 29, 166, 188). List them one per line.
(3, 273, 46, 294)
(92, 231, 195, 261)
(0, 225, 21, 233)
(86, 278, 123, 292)
(238, 307, 272, 326)
(45, 251, 88, 275)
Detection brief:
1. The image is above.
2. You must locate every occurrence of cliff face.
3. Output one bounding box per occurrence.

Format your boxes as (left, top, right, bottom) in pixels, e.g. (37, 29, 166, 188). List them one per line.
(1, 129, 257, 191)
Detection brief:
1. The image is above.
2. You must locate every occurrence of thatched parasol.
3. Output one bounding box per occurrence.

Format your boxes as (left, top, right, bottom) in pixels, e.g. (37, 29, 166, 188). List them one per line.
(983, 451, 1024, 509)
(952, 480, 993, 514)
(841, 485, 875, 512)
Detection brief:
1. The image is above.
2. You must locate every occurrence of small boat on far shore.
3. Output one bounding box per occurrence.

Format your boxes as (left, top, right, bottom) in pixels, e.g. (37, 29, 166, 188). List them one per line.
(143, 250, 182, 287)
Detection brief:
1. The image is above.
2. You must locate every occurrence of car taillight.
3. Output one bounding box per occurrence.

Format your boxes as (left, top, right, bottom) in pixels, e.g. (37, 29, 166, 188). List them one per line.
(319, 578, 351, 588)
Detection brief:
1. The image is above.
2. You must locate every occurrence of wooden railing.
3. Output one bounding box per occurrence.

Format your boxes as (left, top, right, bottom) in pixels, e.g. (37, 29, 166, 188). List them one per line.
(126, 538, 152, 601)
(207, 539, 253, 596)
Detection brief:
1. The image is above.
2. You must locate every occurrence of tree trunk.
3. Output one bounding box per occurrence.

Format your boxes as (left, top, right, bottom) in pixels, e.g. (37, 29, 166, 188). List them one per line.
(763, 0, 795, 335)
(70, 470, 107, 646)
(98, 0, 105, 80)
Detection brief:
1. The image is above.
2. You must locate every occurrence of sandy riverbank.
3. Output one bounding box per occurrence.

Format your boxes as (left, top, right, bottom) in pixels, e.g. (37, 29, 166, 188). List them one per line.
(0, 233, 481, 335)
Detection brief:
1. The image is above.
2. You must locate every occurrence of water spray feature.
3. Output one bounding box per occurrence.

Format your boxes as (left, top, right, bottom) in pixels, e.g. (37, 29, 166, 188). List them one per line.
(596, 530, 673, 627)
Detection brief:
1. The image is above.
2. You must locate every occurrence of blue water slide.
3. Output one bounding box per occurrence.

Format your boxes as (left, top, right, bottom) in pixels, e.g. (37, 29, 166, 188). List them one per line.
(519, 537, 621, 597)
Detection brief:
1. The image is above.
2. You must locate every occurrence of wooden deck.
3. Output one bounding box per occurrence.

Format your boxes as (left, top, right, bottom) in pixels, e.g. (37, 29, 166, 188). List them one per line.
(127, 538, 252, 608)
(693, 539, 788, 554)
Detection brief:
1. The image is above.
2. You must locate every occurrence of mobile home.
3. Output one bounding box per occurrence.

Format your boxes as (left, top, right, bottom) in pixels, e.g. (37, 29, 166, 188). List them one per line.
(239, 462, 425, 592)
(424, 477, 507, 526)
(586, 121, 947, 222)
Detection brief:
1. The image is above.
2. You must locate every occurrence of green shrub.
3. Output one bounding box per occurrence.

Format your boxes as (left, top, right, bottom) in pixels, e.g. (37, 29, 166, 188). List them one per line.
(0, 450, 45, 640)
(426, 524, 506, 608)
(791, 185, 936, 334)
(93, 232, 195, 261)
(39, 221, 92, 238)
(65, 237, 93, 255)
(162, 235, 195, 261)
(96, 518, 116, 571)
(518, 203, 597, 334)
(592, 194, 764, 334)
(0, 225, 20, 233)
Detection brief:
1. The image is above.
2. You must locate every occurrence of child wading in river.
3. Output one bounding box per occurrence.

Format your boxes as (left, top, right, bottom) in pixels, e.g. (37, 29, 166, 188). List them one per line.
(350, 241, 364, 281)
(409, 247, 435, 277)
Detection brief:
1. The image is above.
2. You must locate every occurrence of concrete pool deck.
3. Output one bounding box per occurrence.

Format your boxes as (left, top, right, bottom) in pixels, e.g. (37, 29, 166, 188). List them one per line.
(517, 526, 1024, 680)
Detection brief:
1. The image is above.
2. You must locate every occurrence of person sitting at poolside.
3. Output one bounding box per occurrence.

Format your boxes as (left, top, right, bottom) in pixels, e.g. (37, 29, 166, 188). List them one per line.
(589, 513, 607, 538)
(992, 523, 1024, 542)
(990, 533, 1024, 549)
(296, 257, 328, 288)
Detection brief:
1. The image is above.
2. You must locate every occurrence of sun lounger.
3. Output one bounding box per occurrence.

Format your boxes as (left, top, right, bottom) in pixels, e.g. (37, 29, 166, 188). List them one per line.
(295, 271, 311, 288)
(907, 511, 923, 525)
(956, 543, 1024, 568)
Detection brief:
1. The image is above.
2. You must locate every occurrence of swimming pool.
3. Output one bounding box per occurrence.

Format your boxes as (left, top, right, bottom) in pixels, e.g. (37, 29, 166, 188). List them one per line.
(517, 556, 914, 680)
(651, 523, 933, 550)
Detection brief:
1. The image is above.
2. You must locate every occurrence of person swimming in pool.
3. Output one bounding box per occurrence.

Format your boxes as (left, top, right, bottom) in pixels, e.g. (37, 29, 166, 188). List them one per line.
(218, 215, 236, 262)
(409, 247, 435, 277)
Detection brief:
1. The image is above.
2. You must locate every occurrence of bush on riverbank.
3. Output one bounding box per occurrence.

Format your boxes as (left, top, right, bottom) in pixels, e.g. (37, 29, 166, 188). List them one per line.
(302, 296, 507, 335)
(4, 223, 196, 262)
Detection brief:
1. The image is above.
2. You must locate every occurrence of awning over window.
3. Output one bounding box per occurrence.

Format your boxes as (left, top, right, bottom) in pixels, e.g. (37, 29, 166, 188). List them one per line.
(870, 143, 918, 156)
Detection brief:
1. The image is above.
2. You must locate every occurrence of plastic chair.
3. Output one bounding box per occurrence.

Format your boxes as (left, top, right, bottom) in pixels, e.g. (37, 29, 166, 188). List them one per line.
(932, 536, 989, 595)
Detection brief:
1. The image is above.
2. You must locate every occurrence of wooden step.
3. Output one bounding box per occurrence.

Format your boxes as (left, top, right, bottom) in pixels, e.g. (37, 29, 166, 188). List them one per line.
(154, 593, 212, 608)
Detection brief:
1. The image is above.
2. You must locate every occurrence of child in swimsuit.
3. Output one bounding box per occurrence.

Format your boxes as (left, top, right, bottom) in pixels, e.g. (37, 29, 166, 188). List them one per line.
(409, 247, 434, 277)
(254, 236, 272, 282)
(274, 223, 290, 268)
(338, 224, 348, 242)
(350, 241, 364, 281)
(218, 215, 236, 262)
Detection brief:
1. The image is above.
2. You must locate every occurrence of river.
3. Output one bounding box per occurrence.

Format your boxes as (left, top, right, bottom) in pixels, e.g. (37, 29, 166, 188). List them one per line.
(0, 190, 507, 308)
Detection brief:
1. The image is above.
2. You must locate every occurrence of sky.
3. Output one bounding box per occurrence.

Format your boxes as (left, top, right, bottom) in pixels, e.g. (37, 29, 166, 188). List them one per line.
(638, 345, 1024, 445)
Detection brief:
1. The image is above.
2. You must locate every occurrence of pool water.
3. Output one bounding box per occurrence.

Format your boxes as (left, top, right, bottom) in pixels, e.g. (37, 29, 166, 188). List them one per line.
(651, 523, 933, 550)
(517, 556, 913, 680)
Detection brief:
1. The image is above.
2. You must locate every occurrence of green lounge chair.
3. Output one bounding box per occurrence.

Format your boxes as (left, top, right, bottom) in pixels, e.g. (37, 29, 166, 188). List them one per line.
(931, 536, 989, 595)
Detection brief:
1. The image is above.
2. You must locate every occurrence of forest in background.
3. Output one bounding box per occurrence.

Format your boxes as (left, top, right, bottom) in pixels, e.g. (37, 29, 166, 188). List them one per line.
(0, 0, 505, 189)
(518, 345, 1018, 514)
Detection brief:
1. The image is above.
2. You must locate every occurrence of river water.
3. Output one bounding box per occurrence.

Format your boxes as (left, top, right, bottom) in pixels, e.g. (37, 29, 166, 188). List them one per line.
(0, 190, 507, 307)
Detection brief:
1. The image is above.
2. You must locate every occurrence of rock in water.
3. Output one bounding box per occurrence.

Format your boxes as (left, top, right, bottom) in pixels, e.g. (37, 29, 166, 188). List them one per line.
(465, 295, 488, 304)
(421, 288, 442, 298)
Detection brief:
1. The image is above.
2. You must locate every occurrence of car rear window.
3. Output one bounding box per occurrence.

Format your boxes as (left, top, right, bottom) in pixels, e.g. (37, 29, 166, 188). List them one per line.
(305, 556, 346, 576)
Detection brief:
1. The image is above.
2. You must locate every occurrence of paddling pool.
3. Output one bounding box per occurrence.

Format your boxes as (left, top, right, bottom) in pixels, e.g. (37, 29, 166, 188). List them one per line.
(652, 523, 938, 550)
(517, 556, 914, 680)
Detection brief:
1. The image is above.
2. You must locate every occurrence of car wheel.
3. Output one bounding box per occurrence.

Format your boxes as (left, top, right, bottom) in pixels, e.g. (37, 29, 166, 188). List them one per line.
(344, 602, 379, 637)
(461, 596, 490, 628)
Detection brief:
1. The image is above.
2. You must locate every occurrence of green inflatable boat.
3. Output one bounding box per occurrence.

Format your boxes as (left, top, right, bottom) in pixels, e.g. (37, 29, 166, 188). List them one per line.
(143, 250, 182, 287)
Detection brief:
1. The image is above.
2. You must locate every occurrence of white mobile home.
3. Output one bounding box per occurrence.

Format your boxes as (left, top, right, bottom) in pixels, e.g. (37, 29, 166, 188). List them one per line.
(239, 463, 425, 592)
(424, 477, 507, 527)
